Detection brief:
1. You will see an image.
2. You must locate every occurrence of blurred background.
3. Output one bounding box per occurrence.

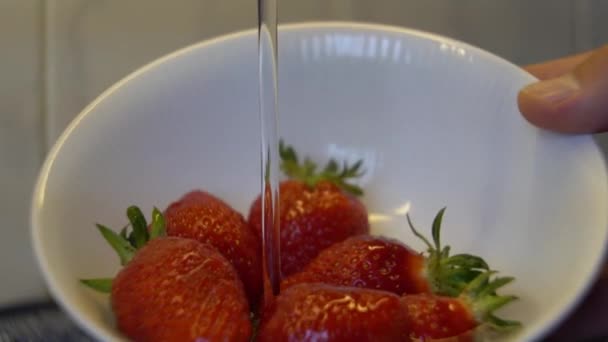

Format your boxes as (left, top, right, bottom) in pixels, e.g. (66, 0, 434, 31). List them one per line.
(1, 0, 607, 339)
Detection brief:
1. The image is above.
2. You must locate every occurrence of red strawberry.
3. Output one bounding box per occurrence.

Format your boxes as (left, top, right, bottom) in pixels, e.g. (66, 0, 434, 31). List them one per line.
(281, 234, 429, 294)
(258, 274, 519, 341)
(164, 190, 262, 304)
(282, 208, 490, 297)
(402, 293, 477, 339)
(248, 141, 370, 277)
(258, 283, 409, 341)
(112, 237, 252, 342)
(80, 207, 252, 341)
(401, 271, 520, 340)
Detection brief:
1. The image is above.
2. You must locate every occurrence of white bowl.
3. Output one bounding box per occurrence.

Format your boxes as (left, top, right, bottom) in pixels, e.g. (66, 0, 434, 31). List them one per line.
(31, 22, 607, 341)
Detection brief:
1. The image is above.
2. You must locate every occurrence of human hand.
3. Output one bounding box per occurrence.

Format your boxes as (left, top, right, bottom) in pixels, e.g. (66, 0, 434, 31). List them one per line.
(520, 47, 608, 341)
(518, 45, 608, 134)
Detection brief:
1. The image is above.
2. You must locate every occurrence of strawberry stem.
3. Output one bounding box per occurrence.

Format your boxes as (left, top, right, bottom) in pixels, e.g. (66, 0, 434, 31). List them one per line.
(279, 140, 365, 196)
(406, 208, 490, 297)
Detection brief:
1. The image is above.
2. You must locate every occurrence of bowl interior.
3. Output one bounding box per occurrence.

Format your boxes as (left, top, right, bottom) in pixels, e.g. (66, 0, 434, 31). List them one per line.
(32, 22, 608, 341)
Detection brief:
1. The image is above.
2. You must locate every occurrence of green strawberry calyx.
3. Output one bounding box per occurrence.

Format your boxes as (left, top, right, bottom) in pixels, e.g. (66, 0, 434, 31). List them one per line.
(406, 208, 491, 297)
(461, 271, 521, 330)
(279, 140, 365, 196)
(80, 206, 166, 293)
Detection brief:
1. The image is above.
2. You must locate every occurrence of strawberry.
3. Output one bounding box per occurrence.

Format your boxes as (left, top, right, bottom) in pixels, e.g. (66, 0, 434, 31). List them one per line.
(401, 271, 520, 340)
(164, 190, 262, 304)
(80, 207, 252, 341)
(257, 283, 409, 341)
(248, 141, 370, 277)
(112, 237, 252, 342)
(258, 273, 519, 341)
(281, 208, 490, 297)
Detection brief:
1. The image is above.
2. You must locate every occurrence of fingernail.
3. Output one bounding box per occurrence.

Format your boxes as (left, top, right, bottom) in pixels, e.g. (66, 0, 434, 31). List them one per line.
(521, 75, 580, 104)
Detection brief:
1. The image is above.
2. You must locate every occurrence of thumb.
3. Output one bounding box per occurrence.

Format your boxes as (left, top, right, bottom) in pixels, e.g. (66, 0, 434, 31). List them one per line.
(518, 45, 608, 134)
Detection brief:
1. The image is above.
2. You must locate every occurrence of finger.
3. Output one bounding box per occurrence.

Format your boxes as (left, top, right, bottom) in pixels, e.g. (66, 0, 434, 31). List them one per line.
(518, 45, 608, 134)
(524, 50, 595, 80)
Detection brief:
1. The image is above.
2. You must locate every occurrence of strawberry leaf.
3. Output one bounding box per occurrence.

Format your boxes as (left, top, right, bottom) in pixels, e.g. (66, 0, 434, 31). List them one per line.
(264, 146, 271, 182)
(445, 254, 490, 270)
(486, 314, 522, 330)
(150, 207, 166, 239)
(323, 159, 339, 174)
(431, 207, 445, 250)
(96, 224, 135, 265)
(279, 139, 365, 196)
(80, 278, 113, 293)
(440, 246, 451, 259)
(279, 140, 301, 178)
(461, 271, 520, 330)
(82, 206, 168, 294)
(337, 182, 364, 197)
(279, 140, 298, 164)
(441, 268, 483, 286)
(127, 205, 149, 248)
(119, 225, 129, 240)
(478, 276, 515, 298)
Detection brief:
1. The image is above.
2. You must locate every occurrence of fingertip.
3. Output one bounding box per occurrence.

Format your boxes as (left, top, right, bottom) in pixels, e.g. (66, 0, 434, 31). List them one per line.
(517, 86, 547, 128)
(517, 86, 557, 130)
(517, 82, 587, 134)
(518, 46, 608, 134)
